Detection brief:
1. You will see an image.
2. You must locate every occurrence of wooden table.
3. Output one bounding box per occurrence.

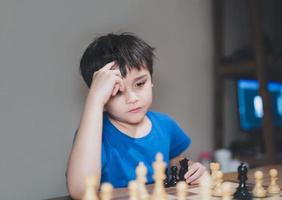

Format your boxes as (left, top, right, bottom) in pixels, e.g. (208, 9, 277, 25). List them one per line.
(47, 165, 282, 200)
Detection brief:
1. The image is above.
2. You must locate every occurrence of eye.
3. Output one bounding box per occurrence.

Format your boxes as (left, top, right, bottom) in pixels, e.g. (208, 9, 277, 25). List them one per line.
(136, 80, 146, 87)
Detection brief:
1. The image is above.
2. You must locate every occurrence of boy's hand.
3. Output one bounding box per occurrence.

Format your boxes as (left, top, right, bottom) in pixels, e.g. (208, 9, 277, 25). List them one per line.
(89, 61, 125, 106)
(184, 162, 206, 185)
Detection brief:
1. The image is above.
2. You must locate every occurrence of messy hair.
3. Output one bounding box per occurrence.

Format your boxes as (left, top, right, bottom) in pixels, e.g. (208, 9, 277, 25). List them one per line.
(80, 32, 155, 88)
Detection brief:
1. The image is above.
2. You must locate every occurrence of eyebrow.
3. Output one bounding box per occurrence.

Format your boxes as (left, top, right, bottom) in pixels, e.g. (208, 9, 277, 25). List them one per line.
(133, 74, 148, 82)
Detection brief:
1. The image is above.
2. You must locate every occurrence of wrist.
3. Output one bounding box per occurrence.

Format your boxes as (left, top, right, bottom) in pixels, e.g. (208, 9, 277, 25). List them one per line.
(86, 93, 105, 109)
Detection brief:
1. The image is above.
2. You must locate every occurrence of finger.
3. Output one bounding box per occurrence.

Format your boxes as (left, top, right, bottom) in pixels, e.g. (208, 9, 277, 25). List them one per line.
(118, 78, 125, 92)
(184, 164, 198, 179)
(112, 84, 119, 96)
(186, 168, 202, 184)
(112, 77, 124, 96)
(189, 179, 200, 185)
(110, 69, 122, 77)
(110, 63, 119, 70)
(99, 61, 116, 72)
(112, 81, 123, 96)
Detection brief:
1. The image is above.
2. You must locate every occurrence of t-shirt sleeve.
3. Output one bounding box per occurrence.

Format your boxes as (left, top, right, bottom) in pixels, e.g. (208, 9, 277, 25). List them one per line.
(169, 119, 191, 159)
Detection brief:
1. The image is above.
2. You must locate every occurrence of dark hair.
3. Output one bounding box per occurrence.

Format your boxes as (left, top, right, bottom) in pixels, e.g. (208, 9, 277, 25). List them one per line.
(80, 33, 155, 88)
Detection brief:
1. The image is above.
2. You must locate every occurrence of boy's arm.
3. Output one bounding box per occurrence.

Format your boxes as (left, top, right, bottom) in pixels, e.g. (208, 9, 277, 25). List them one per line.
(66, 96, 104, 199)
(66, 62, 123, 199)
(169, 154, 206, 185)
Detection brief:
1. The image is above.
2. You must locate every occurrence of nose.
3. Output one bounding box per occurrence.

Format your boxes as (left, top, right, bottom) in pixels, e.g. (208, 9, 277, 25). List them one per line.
(125, 91, 139, 104)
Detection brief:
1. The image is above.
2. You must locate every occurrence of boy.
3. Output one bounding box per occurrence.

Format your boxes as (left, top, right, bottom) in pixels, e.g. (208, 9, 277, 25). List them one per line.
(66, 33, 206, 199)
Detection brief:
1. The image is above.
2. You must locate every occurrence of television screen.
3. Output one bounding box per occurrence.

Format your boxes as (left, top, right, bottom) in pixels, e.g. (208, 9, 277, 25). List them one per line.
(237, 79, 282, 131)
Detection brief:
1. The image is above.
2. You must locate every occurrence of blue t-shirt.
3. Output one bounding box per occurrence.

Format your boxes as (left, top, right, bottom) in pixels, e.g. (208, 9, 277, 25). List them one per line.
(100, 111, 191, 188)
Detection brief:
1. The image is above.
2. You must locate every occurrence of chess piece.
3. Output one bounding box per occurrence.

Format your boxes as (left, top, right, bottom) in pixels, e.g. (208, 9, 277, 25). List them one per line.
(221, 182, 232, 200)
(199, 171, 212, 200)
(212, 171, 223, 197)
(267, 169, 281, 195)
(152, 152, 168, 200)
(128, 181, 139, 200)
(100, 182, 113, 200)
(176, 181, 188, 200)
(210, 162, 220, 188)
(233, 163, 252, 200)
(169, 166, 179, 186)
(82, 176, 99, 200)
(179, 158, 189, 181)
(252, 170, 267, 198)
(164, 168, 171, 188)
(136, 162, 150, 200)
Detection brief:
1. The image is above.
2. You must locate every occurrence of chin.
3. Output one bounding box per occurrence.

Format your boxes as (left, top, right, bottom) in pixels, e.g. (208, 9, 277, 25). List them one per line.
(123, 112, 147, 125)
(126, 115, 146, 125)
(108, 111, 146, 125)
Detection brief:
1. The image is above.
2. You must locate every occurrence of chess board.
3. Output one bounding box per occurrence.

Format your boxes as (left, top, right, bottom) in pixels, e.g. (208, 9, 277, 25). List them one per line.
(47, 165, 282, 200)
(109, 181, 282, 200)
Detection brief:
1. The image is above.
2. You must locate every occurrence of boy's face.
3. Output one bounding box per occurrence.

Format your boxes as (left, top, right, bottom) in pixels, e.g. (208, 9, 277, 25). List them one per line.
(105, 67, 153, 125)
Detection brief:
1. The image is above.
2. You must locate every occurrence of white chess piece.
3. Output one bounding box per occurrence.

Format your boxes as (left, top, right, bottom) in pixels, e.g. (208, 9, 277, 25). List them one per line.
(267, 169, 281, 195)
(176, 181, 188, 200)
(212, 171, 224, 197)
(221, 182, 232, 200)
(152, 152, 168, 200)
(100, 182, 113, 200)
(128, 181, 139, 200)
(252, 170, 267, 198)
(136, 162, 150, 200)
(210, 162, 220, 189)
(199, 171, 212, 200)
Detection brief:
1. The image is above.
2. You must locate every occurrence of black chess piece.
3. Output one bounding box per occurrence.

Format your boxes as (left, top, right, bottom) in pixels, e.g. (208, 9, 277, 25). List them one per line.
(164, 167, 171, 188)
(179, 158, 189, 181)
(233, 163, 252, 200)
(169, 166, 179, 186)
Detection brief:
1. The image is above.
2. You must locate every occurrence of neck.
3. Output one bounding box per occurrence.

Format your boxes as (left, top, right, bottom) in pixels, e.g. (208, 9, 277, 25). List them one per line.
(108, 115, 151, 138)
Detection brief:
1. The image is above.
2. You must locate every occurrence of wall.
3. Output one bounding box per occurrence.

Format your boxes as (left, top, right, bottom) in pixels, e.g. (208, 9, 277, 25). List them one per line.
(0, 0, 213, 199)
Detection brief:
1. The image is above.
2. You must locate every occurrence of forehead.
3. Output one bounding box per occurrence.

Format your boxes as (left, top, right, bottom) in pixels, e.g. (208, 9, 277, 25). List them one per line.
(123, 68, 150, 81)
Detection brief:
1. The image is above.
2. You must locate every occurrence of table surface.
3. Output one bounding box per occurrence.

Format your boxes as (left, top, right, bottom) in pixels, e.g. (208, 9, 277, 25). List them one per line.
(47, 164, 282, 200)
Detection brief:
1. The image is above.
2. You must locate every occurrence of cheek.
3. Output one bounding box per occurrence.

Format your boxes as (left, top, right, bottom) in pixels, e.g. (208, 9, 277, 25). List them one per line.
(105, 98, 124, 111)
(140, 86, 153, 102)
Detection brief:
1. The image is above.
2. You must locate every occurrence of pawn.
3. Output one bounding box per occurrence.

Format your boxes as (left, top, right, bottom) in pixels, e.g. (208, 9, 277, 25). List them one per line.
(82, 176, 99, 200)
(136, 162, 150, 200)
(212, 171, 224, 197)
(267, 169, 281, 195)
(128, 181, 139, 200)
(199, 171, 212, 200)
(210, 162, 220, 174)
(210, 162, 220, 188)
(221, 182, 232, 200)
(176, 181, 188, 200)
(169, 166, 179, 186)
(100, 182, 113, 200)
(252, 170, 267, 198)
(164, 168, 171, 188)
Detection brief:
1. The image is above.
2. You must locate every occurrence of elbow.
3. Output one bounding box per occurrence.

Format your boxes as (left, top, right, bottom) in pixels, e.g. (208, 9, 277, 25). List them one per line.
(68, 188, 84, 200)
(67, 176, 85, 200)
(66, 173, 101, 200)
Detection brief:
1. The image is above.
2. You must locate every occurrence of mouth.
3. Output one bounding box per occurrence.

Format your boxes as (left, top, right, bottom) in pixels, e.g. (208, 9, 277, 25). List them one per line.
(128, 107, 142, 113)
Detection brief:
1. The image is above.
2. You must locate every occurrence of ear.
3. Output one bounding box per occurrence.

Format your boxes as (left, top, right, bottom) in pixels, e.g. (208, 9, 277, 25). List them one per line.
(151, 83, 154, 87)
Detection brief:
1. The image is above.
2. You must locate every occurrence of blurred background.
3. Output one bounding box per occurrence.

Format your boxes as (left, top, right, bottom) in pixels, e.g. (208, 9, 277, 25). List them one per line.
(0, 0, 281, 199)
